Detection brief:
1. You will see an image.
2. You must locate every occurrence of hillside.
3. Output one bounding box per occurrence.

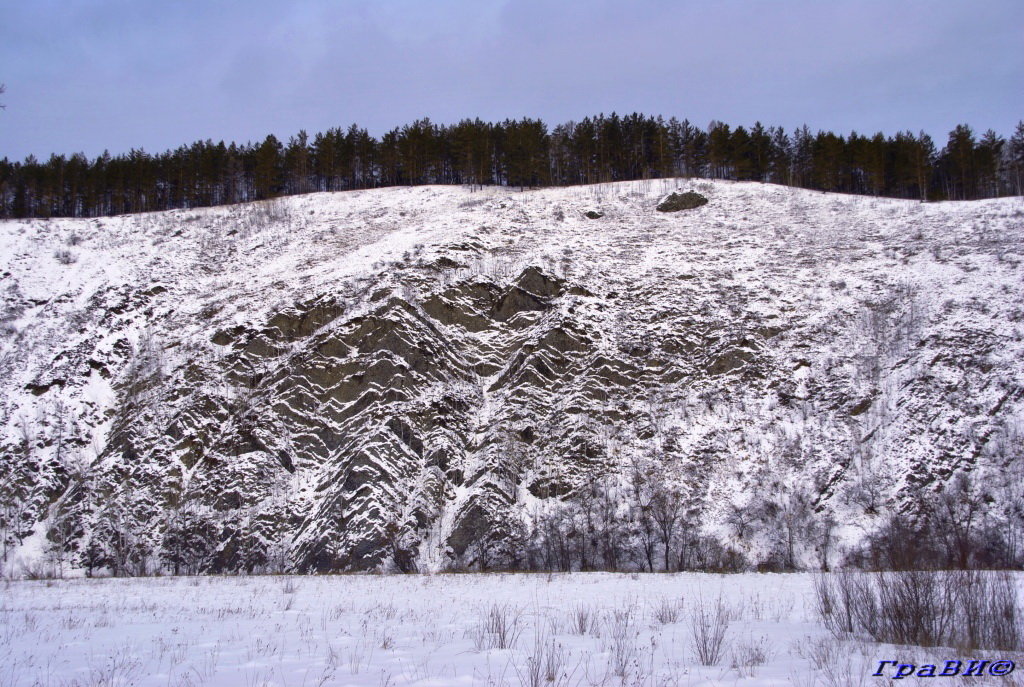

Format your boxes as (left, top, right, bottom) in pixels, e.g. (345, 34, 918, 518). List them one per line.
(1, 179, 1022, 575)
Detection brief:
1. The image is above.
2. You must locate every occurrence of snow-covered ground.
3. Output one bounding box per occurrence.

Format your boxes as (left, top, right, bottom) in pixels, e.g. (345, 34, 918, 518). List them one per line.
(2, 572, 1020, 686)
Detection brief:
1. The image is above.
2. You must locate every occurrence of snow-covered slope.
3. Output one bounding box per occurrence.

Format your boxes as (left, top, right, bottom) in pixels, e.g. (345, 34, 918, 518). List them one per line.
(2, 180, 1022, 574)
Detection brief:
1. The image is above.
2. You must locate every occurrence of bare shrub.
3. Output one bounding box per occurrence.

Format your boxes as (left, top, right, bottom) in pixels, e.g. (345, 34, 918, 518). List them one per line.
(730, 636, 773, 678)
(791, 635, 883, 687)
(794, 636, 848, 687)
(604, 604, 638, 678)
(651, 597, 684, 625)
(20, 558, 59, 581)
(813, 572, 858, 638)
(377, 631, 395, 650)
(514, 632, 573, 687)
(458, 195, 488, 209)
(567, 603, 597, 635)
(470, 603, 523, 651)
(53, 248, 77, 265)
(691, 594, 732, 666)
(814, 569, 1020, 651)
(87, 646, 142, 686)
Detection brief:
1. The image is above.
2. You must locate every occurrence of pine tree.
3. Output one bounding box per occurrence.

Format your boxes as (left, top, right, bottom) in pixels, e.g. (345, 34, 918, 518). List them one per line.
(285, 130, 312, 194)
(749, 121, 772, 182)
(1009, 121, 1024, 196)
(499, 118, 549, 188)
(730, 125, 754, 181)
(707, 121, 732, 179)
(942, 124, 977, 200)
(572, 117, 598, 184)
(598, 113, 624, 182)
(549, 122, 575, 185)
(769, 127, 792, 185)
(398, 118, 439, 185)
(811, 131, 845, 192)
(350, 125, 376, 189)
(866, 132, 887, 195)
(914, 131, 936, 201)
(253, 135, 283, 200)
(379, 129, 402, 186)
(976, 129, 1005, 198)
(652, 115, 673, 178)
(791, 126, 814, 187)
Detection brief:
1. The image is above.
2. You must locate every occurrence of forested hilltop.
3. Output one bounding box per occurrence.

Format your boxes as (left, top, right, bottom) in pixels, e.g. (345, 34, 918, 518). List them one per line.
(2, 115, 1022, 218)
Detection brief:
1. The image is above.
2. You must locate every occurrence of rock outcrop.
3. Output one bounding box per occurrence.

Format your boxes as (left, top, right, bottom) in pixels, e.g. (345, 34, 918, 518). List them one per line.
(1, 181, 1022, 574)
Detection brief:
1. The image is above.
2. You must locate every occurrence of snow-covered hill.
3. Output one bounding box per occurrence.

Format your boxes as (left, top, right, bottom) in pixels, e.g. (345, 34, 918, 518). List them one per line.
(2, 180, 1022, 575)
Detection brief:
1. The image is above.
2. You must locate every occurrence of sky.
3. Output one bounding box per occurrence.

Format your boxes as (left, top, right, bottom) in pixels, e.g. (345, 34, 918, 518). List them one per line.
(1, 0, 1021, 161)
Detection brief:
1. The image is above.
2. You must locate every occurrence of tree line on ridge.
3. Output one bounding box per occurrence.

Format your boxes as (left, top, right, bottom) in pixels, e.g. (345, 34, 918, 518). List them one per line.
(2, 114, 1022, 219)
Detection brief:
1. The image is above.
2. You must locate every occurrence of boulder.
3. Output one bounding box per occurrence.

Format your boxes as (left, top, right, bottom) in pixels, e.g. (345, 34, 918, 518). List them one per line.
(656, 191, 708, 212)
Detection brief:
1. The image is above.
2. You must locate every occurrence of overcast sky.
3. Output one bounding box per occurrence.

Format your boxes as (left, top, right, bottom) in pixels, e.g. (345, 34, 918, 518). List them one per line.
(1, 0, 1021, 161)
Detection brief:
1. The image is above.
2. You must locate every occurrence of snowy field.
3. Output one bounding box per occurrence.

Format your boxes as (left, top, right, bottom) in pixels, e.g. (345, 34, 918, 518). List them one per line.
(3, 572, 1021, 687)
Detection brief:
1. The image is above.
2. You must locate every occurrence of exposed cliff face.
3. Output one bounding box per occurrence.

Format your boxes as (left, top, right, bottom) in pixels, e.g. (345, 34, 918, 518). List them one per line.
(2, 181, 1023, 574)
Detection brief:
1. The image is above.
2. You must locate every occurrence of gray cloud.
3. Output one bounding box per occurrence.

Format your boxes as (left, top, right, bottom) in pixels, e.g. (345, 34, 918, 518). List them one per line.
(1, 0, 1020, 160)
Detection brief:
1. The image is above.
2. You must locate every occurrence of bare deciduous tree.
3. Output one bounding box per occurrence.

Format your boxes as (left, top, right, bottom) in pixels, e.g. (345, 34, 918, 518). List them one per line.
(650, 481, 683, 571)
(934, 472, 990, 569)
(627, 455, 658, 572)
